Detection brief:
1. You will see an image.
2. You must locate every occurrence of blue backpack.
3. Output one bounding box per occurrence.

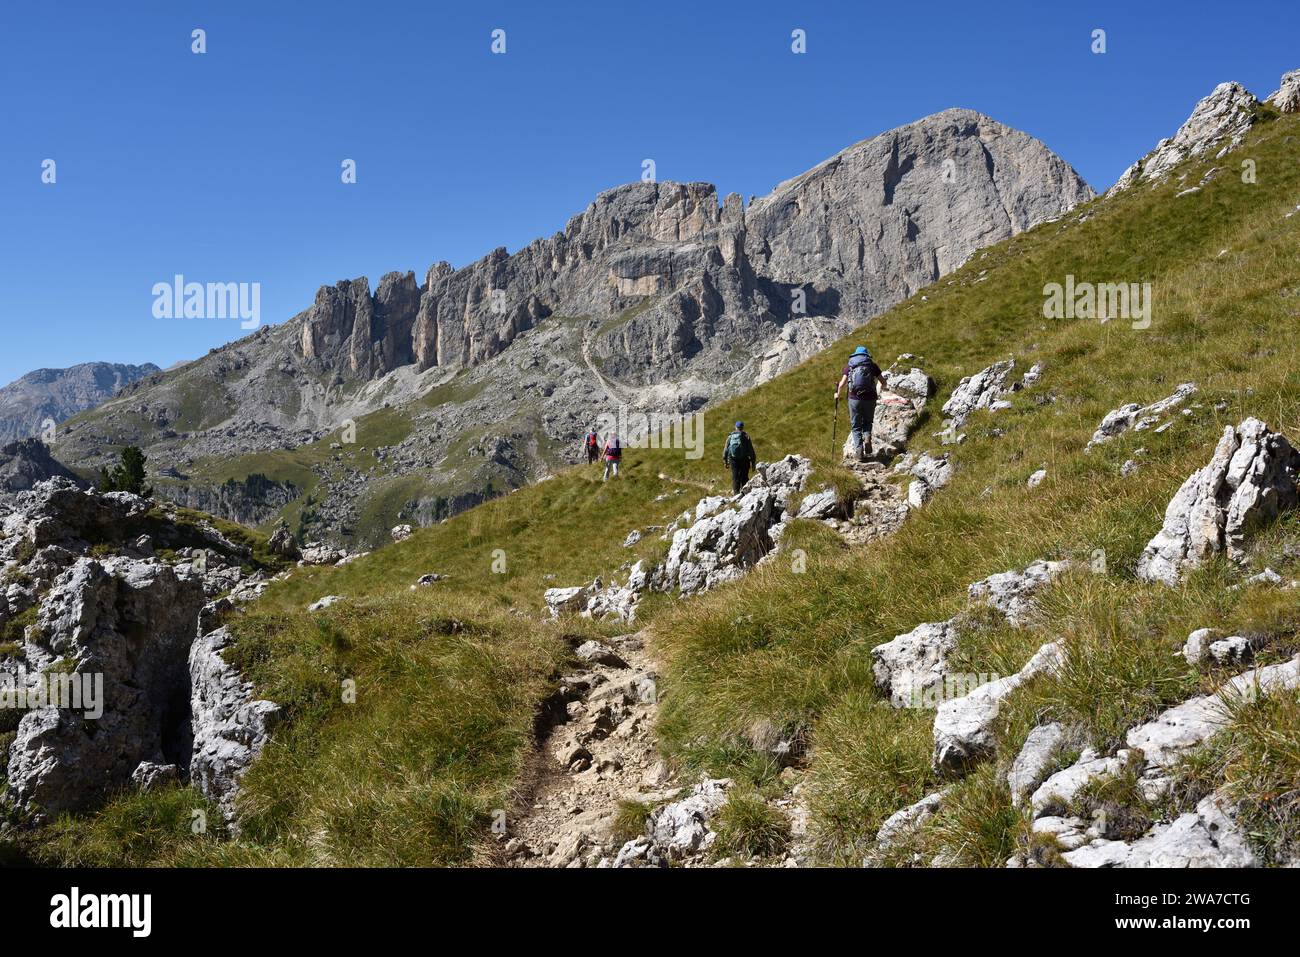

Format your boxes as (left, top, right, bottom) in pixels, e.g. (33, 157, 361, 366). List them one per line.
(848, 354, 874, 396)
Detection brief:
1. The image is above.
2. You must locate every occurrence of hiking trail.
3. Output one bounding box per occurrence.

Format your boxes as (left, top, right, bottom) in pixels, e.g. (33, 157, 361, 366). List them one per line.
(493, 366, 933, 867)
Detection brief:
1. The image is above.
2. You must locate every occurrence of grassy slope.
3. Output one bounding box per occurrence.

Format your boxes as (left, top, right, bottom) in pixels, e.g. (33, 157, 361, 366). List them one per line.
(22, 107, 1300, 866)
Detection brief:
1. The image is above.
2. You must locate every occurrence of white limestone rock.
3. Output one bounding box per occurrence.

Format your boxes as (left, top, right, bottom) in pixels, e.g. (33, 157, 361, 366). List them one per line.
(932, 642, 1064, 771)
(1136, 419, 1300, 584)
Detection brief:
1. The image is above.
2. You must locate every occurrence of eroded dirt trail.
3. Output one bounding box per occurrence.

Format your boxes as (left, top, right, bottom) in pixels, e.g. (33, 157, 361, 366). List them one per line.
(495, 453, 916, 868)
(496, 631, 672, 867)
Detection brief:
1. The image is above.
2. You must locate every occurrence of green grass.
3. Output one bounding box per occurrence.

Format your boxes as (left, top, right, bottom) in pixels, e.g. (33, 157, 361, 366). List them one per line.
(27, 108, 1300, 867)
(27, 786, 228, 867)
(642, 109, 1300, 858)
(30, 589, 586, 866)
(1169, 683, 1300, 864)
(611, 799, 654, 844)
(711, 786, 791, 860)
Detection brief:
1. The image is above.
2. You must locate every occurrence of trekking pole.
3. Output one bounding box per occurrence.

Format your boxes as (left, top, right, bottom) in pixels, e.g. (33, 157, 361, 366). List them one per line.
(831, 394, 840, 459)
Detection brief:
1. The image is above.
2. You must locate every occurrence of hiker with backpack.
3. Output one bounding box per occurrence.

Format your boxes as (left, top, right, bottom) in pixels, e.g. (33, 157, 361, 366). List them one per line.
(601, 434, 623, 481)
(834, 345, 886, 462)
(723, 420, 757, 494)
(582, 427, 600, 465)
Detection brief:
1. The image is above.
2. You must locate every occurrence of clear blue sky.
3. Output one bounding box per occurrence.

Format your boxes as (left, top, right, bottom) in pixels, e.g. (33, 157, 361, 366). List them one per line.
(2, 0, 1297, 385)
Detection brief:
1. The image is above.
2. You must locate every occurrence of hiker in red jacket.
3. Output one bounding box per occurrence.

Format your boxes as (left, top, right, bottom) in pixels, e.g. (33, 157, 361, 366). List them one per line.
(601, 434, 623, 481)
(582, 427, 600, 465)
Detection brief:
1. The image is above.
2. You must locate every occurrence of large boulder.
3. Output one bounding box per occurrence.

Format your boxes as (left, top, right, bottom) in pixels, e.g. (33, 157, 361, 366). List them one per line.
(659, 486, 780, 595)
(941, 360, 1015, 429)
(545, 584, 593, 618)
(654, 457, 813, 596)
(189, 626, 280, 825)
(871, 619, 959, 707)
(869, 365, 935, 457)
(1136, 418, 1300, 584)
(5, 557, 206, 816)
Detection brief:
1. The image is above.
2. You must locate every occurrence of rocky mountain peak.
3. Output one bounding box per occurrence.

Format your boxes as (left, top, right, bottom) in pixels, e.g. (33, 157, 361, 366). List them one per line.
(0, 361, 160, 444)
(1268, 69, 1300, 113)
(1109, 79, 1261, 193)
(53, 109, 1096, 544)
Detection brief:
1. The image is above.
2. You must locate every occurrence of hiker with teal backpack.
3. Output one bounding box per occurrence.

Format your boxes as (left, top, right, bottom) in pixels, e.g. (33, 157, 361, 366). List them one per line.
(723, 420, 757, 494)
(834, 345, 886, 462)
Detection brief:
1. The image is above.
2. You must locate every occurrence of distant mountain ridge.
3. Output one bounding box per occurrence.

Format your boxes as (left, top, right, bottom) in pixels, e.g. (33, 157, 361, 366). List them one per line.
(53, 109, 1092, 544)
(0, 362, 160, 444)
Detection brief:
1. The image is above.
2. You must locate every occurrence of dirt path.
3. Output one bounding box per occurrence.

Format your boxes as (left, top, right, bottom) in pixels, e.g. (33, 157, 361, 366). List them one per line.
(835, 458, 911, 546)
(494, 449, 915, 868)
(494, 631, 674, 867)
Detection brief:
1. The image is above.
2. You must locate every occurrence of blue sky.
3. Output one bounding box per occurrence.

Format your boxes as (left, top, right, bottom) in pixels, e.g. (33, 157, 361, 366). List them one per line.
(2, 0, 1297, 385)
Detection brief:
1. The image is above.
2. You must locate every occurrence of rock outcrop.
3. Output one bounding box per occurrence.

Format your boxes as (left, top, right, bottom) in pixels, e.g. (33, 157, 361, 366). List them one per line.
(5, 557, 206, 815)
(1125, 656, 1300, 778)
(0, 439, 86, 496)
(1010, 656, 1300, 868)
(967, 559, 1071, 627)
(874, 790, 947, 853)
(1268, 69, 1300, 113)
(872, 620, 959, 708)
(745, 109, 1092, 316)
(871, 559, 1070, 711)
(902, 451, 952, 508)
(1109, 82, 1259, 193)
(653, 456, 811, 595)
(1063, 793, 1257, 868)
(941, 359, 1016, 429)
(1, 479, 282, 821)
(841, 364, 935, 461)
(1086, 383, 1197, 449)
(1007, 722, 1075, 808)
(1136, 419, 1300, 584)
(932, 641, 1064, 771)
(189, 626, 280, 824)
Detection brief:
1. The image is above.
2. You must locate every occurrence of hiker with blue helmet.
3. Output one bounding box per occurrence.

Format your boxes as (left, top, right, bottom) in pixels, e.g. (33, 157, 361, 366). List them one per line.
(834, 345, 886, 461)
(723, 420, 756, 494)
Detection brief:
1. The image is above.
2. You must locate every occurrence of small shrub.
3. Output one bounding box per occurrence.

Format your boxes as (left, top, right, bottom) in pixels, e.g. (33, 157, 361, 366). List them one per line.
(711, 788, 790, 860)
(610, 800, 653, 844)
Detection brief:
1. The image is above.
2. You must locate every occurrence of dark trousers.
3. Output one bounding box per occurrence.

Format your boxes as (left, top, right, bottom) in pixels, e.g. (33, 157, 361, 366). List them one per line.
(730, 460, 751, 493)
(586, 447, 599, 464)
(848, 398, 877, 455)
